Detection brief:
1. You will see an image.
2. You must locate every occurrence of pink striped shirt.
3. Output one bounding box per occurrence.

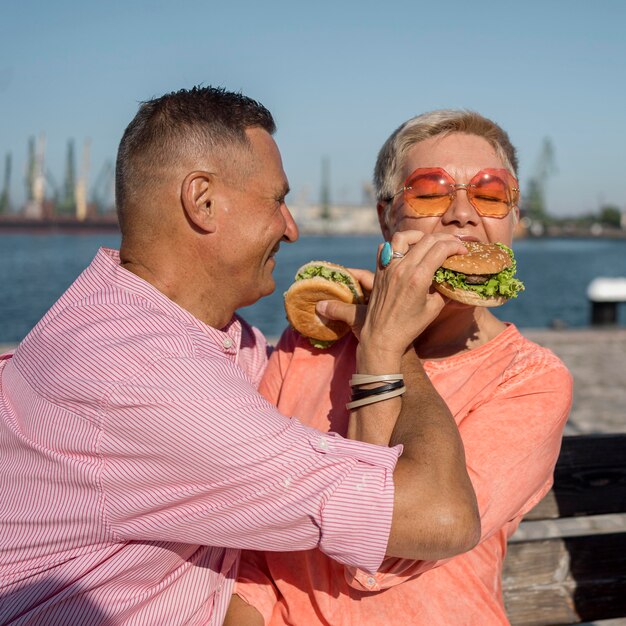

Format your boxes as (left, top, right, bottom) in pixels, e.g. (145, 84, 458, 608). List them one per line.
(0, 247, 400, 625)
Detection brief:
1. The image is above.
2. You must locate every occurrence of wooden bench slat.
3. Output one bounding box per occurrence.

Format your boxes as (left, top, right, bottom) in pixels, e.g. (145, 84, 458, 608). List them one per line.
(524, 434, 626, 521)
(504, 533, 626, 625)
(505, 582, 626, 626)
(504, 434, 626, 624)
(504, 532, 626, 588)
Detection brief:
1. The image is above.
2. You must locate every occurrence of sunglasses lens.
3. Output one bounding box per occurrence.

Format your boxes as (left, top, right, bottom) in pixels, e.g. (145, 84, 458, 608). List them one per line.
(401, 168, 518, 218)
(469, 170, 515, 217)
(404, 169, 452, 216)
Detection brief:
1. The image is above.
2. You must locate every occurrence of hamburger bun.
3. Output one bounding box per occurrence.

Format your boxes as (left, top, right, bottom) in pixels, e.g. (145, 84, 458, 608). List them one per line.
(284, 261, 364, 344)
(433, 281, 510, 307)
(440, 241, 512, 274)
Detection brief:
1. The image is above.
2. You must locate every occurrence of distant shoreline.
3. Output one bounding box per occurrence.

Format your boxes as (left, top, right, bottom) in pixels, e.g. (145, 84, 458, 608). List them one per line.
(0, 216, 119, 235)
(1, 222, 625, 240)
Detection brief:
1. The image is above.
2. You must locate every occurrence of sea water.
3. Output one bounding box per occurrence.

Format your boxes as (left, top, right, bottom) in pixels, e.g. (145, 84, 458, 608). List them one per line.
(1, 233, 625, 344)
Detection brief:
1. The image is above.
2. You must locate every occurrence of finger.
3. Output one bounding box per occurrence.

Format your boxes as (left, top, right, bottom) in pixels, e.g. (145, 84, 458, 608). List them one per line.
(316, 300, 367, 329)
(393, 234, 467, 275)
(387, 230, 461, 256)
(399, 232, 465, 257)
(345, 267, 374, 293)
(380, 232, 466, 275)
(410, 236, 468, 271)
(387, 230, 426, 254)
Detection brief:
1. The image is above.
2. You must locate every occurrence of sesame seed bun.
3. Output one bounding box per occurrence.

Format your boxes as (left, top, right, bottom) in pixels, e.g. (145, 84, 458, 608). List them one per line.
(440, 241, 512, 274)
(433, 242, 517, 308)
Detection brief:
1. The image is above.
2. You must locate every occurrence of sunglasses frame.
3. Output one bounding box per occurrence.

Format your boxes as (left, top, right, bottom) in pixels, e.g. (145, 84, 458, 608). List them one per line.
(393, 167, 520, 218)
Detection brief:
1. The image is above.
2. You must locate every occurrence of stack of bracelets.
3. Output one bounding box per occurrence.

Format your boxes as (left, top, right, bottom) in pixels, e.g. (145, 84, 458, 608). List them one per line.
(346, 373, 406, 410)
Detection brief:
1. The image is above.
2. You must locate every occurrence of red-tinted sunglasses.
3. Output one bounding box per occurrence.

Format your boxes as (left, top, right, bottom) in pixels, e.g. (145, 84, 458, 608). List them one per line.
(393, 167, 520, 218)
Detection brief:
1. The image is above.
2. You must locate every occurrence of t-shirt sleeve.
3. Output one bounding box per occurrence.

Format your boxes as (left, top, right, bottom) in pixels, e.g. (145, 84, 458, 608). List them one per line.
(235, 550, 282, 624)
(258, 328, 298, 405)
(100, 354, 400, 574)
(345, 359, 573, 591)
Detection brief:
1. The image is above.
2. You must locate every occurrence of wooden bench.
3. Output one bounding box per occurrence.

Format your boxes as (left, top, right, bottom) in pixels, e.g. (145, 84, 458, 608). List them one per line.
(503, 433, 626, 626)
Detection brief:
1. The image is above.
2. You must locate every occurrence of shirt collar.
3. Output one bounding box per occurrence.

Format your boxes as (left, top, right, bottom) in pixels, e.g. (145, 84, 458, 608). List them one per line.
(94, 247, 242, 355)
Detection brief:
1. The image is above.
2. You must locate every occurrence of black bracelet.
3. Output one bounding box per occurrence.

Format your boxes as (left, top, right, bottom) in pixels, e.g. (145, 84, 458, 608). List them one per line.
(350, 379, 404, 402)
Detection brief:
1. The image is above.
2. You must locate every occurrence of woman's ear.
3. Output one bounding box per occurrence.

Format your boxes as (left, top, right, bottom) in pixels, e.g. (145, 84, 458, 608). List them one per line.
(181, 171, 217, 233)
(376, 201, 392, 241)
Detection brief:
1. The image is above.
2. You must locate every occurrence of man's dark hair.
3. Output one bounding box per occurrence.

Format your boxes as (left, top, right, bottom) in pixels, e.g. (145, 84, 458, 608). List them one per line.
(115, 86, 275, 226)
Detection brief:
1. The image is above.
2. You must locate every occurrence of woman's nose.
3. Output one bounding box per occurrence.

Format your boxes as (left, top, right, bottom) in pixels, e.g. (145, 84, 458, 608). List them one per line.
(441, 187, 480, 226)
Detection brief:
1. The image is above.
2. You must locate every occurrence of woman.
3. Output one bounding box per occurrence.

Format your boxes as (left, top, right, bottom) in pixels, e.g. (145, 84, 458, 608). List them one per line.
(227, 110, 573, 625)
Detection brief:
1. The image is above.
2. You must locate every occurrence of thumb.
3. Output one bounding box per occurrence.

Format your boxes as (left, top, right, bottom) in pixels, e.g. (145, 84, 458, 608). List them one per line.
(316, 300, 367, 336)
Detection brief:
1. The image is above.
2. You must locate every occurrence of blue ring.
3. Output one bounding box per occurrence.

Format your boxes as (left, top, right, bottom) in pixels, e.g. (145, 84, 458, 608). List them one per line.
(380, 241, 393, 268)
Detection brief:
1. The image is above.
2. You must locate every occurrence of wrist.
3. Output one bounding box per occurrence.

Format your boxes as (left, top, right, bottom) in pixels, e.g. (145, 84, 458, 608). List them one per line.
(356, 343, 401, 375)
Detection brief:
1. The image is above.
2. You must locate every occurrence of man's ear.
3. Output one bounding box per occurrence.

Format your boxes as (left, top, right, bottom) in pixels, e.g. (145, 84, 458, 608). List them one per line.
(376, 201, 392, 241)
(181, 171, 218, 233)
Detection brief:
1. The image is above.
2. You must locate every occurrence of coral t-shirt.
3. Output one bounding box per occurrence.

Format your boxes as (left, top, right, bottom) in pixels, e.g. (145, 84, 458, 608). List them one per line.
(236, 324, 573, 625)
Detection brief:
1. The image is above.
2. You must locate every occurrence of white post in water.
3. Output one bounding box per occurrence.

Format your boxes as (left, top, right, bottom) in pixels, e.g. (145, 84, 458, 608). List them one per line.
(587, 278, 626, 326)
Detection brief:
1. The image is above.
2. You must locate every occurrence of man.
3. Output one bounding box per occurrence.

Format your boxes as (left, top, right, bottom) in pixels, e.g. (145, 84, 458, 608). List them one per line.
(230, 110, 573, 625)
(0, 88, 479, 625)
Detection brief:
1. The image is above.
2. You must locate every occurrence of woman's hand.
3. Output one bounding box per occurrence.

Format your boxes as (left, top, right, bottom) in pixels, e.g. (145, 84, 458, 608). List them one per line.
(361, 231, 466, 357)
(315, 232, 466, 356)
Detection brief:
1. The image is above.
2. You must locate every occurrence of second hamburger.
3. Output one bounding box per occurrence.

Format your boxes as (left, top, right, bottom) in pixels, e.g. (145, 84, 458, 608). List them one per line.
(284, 261, 364, 348)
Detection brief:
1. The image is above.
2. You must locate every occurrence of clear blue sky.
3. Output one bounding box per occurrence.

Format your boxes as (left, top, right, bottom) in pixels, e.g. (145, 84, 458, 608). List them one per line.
(2, 0, 625, 216)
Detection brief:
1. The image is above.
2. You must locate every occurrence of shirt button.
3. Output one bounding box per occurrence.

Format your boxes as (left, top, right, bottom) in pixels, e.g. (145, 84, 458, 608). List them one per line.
(318, 437, 329, 450)
(367, 576, 376, 587)
(223, 338, 233, 349)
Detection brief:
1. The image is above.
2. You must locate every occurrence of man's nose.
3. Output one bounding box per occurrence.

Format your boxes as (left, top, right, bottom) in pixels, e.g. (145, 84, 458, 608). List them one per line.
(281, 203, 299, 243)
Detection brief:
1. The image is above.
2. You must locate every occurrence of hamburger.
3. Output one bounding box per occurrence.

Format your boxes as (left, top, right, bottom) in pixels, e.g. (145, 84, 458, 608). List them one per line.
(284, 261, 364, 348)
(432, 242, 524, 307)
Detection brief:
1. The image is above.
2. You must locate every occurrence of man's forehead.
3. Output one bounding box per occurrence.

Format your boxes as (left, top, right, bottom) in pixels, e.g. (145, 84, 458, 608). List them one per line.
(217, 141, 289, 197)
(244, 129, 288, 180)
(244, 127, 283, 161)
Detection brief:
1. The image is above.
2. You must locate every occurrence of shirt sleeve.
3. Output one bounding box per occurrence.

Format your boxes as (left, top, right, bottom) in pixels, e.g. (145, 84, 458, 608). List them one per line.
(345, 360, 573, 591)
(99, 354, 400, 574)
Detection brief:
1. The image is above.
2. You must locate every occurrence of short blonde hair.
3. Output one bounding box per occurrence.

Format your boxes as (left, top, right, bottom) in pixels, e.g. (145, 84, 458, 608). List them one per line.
(374, 110, 518, 206)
